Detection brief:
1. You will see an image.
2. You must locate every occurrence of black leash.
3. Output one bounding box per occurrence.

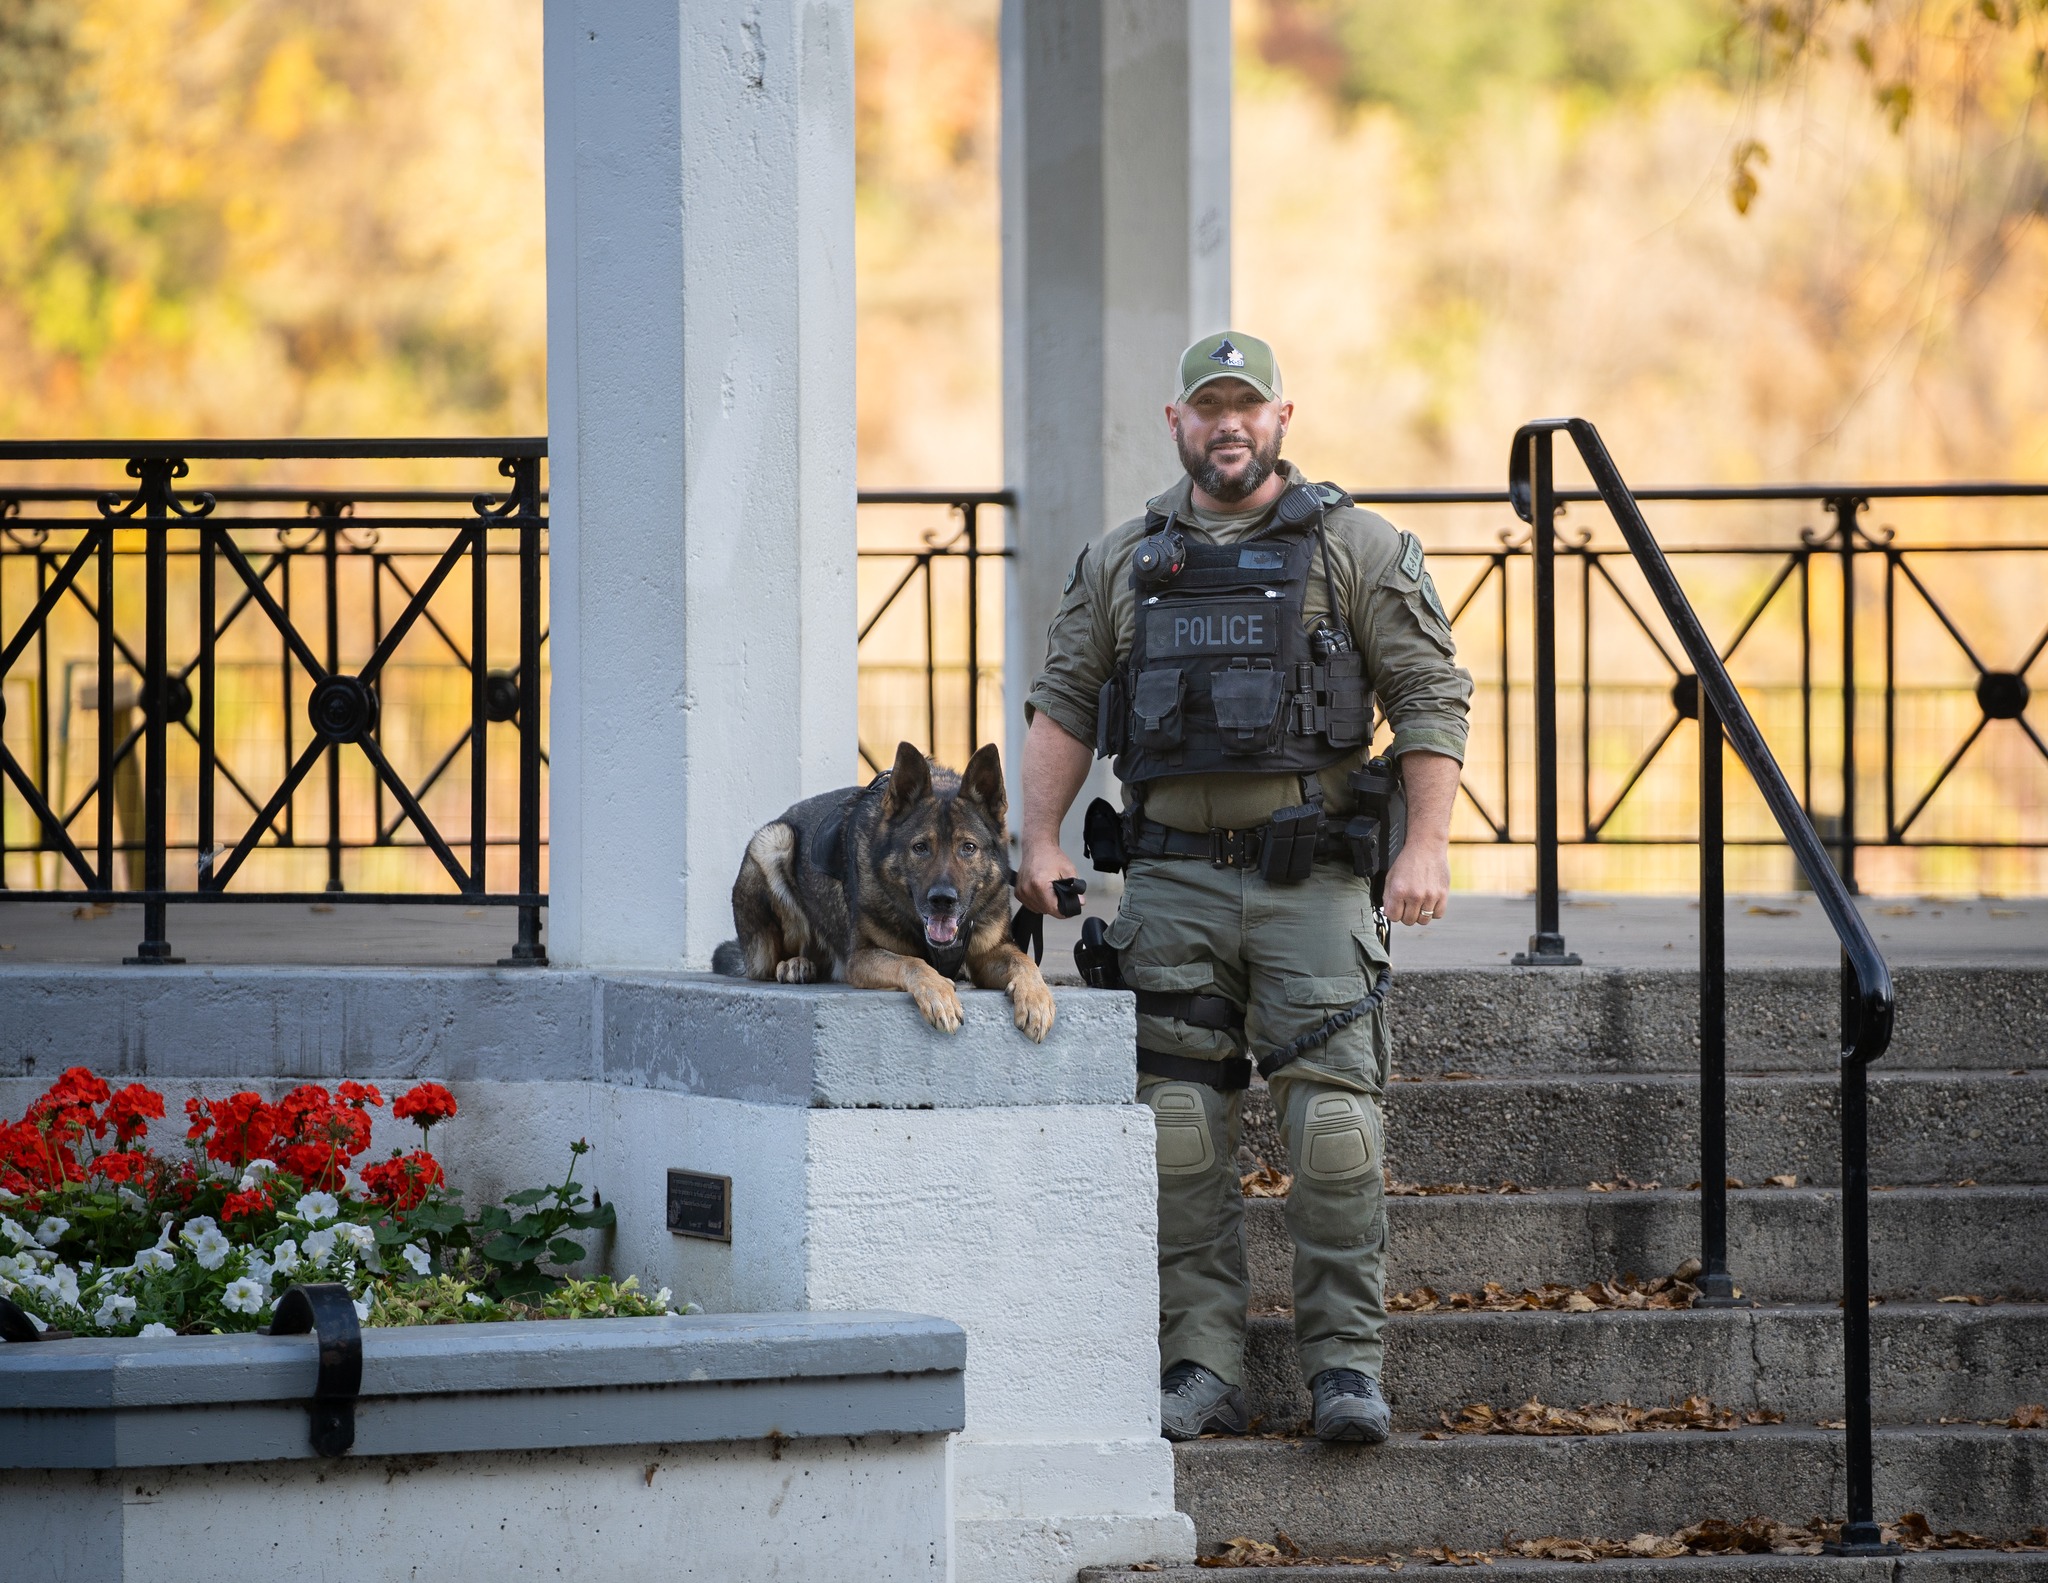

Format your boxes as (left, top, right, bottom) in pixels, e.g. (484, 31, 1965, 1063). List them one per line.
(1010, 876, 1085, 962)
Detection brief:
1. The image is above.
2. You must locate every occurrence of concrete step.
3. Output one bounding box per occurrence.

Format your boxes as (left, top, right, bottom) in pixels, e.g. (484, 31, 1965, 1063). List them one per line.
(1238, 1071, 2048, 1189)
(1245, 1187, 2048, 1308)
(1390, 966, 2048, 1077)
(1167, 1426, 2046, 1556)
(1083, 1549, 2048, 1581)
(1235, 1303, 2048, 1432)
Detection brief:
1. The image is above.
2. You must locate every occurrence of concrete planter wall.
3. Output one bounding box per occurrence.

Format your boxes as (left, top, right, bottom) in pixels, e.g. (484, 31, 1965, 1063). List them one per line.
(2, 970, 1193, 1582)
(1, 1310, 964, 1582)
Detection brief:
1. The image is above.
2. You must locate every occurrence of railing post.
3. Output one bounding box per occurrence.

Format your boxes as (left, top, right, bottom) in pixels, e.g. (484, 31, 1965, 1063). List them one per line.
(1833, 495, 1859, 893)
(964, 500, 980, 751)
(127, 459, 181, 964)
(1827, 960, 1890, 1553)
(1513, 426, 1580, 966)
(321, 503, 346, 893)
(502, 455, 547, 967)
(1694, 693, 1739, 1305)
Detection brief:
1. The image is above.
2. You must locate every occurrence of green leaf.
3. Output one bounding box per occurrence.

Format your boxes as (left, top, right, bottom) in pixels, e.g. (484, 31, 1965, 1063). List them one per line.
(502, 1186, 551, 1207)
(546, 1237, 586, 1265)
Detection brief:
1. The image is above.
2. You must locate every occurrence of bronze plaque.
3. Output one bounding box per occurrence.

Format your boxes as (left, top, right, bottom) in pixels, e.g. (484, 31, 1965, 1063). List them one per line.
(666, 1169, 733, 1243)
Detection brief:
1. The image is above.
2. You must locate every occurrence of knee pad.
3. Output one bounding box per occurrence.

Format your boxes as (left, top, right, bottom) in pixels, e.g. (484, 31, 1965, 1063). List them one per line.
(1146, 1081, 1218, 1177)
(1297, 1090, 1378, 1183)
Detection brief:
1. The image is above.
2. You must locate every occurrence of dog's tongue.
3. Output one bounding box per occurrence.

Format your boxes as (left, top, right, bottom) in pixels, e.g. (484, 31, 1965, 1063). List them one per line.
(924, 914, 960, 947)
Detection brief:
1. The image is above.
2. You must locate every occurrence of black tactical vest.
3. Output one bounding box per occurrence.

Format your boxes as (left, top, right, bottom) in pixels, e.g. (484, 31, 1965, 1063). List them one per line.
(1095, 484, 1372, 785)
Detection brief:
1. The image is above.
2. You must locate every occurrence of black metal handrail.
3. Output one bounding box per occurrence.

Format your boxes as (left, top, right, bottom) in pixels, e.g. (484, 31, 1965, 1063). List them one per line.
(0, 440, 547, 965)
(854, 489, 1012, 774)
(1511, 418, 1897, 1553)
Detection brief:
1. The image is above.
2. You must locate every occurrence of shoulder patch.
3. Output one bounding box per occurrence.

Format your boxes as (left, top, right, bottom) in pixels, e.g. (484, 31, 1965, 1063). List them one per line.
(1421, 570, 1449, 626)
(1314, 482, 1348, 507)
(1398, 532, 1425, 584)
(1064, 545, 1088, 594)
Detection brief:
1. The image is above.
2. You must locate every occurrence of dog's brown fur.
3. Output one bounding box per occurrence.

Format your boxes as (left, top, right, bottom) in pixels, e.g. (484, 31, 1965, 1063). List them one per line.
(712, 741, 1055, 1041)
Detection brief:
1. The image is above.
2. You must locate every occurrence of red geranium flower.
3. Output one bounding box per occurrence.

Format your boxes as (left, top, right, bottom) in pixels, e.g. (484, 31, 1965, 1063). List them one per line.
(89, 1149, 152, 1185)
(393, 1083, 458, 1130)
(337, 1081, 385, 1110)
(360, 1149, 445, 1211)
(106, 1084, 166, 1145)
(221, 1181, 276, 1222)
(204, 1092, 277, 1168)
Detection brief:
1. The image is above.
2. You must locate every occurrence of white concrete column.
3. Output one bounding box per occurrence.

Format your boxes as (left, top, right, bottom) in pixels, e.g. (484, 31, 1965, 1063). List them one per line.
(1001, 0, 1232, 829)
(544, 0, 856, 968)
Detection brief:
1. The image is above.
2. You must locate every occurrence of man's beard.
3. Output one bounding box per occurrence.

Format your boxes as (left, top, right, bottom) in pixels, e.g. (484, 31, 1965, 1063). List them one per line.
(1179, 426, 1282, 503)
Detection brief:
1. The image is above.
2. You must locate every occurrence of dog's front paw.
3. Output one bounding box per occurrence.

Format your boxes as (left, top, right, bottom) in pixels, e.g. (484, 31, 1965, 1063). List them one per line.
(908, 970, 964, 1034)
(1010, 978, 1056, 1043)
(774, 957, 816, 983)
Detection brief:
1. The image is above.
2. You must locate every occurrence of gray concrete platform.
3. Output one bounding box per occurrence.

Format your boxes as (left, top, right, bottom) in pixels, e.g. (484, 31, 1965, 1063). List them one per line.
(0, 893, 2041, 969)
(1082, 1560, 2048, 1582)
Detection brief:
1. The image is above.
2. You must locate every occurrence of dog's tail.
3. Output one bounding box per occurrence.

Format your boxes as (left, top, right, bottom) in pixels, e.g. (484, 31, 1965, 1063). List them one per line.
(710, 940, 748, 977)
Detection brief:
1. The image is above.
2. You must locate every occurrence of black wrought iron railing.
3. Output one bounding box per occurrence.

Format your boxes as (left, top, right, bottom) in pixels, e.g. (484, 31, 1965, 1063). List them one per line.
(0, 440, 548, 965)
(855, 489, 1011, 776)
(1511, 419, 1898, 1554)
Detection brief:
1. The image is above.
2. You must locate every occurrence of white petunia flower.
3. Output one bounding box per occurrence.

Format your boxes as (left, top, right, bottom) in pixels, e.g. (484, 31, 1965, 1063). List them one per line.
(271, 1239, 301, 1276)
(94, 1293, 138, 1328)
(29, 1263, 80, 1307)
(221, 1277, 267, 1316)
(1, 1215, 35, 1249)
(189, 1227, 231, 1272)
(138, 1322, 176, 1339)
(399, 1243, 431, 1276)
(302, 1227, 338, 1265)
(352, 1293, 372, 1322)
(132, 1247, 175, 1276)
(237, 1158, 277, 1192)
(654, 1287, 673, 1311)
(293, 1192, 340, 1226)
(116, 1186, 147, 1213)
(335, 1222, 375, 1257)
(244, 1256, 273, 1292)
(464, 1292, 486, 1307)
(34, 1216, 69, 1247)
(178, 1216, 220, 1250)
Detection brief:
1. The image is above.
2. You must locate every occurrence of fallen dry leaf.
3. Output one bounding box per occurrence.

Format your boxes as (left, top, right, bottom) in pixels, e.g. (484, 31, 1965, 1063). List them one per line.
(1764, 1174, 1798, 1188)
(1747, 904, 1800, 916)
(2009, 1404, 2047, 1429)
(1389, 1269, 1702, 1315)
(1437, 1395, 1775, 1438)
(1586, 1177, 1663, 1192)
(72, 902, 114, 920)
(1385, 1176, 1535, 1198)
(1879, 904, 1917, 916)
(1938, 1294, 1986, 1306)
(1240, 1166, 1293, 1198)
(1440, 1071, 1479, 1081)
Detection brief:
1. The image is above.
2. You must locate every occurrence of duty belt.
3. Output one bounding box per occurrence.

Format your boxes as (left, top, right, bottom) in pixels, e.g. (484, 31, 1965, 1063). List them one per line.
(1123, 812, 1356, 871)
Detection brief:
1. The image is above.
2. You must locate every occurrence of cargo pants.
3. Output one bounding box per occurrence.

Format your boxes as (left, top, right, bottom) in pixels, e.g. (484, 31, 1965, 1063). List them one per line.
(1106, 857, 1391, 1387)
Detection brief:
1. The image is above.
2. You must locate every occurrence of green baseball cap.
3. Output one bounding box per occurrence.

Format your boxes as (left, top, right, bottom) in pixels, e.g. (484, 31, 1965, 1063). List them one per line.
(1177, 331, 1282, 403)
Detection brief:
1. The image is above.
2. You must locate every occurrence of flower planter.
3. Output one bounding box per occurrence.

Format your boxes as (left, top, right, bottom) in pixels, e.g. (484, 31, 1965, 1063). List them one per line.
(1, 1308, 964, 1581)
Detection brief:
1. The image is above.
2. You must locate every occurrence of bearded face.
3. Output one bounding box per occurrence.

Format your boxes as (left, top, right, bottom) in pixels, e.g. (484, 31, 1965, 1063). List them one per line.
(1174, 398, 1285, 502)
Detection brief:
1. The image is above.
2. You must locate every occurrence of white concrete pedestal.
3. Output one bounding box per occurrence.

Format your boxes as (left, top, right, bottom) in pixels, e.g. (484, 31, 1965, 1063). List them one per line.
(3, 968, 1195, 1582)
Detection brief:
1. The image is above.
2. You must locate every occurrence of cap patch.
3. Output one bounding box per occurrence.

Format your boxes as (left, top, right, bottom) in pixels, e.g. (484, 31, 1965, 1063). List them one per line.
(1209, 338, 1246, 368)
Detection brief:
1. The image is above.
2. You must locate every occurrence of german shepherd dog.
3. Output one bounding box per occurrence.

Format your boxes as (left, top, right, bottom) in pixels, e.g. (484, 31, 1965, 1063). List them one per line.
(711, 741, 1056, 1041)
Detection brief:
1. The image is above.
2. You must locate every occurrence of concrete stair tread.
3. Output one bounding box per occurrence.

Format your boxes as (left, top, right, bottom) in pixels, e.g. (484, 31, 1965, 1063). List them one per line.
(1082, 1556, 2048, 1582)
(1235, 1070, 2048, 1188)
(1243, 1185, 2048, 1307)
(1238, 1303, 2048, 1430)
(1168, 1425, 2047, 1556)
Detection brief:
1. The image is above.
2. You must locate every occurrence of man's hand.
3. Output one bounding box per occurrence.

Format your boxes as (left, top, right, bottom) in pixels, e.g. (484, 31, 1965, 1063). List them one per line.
(1384, 749, 1460, 927)
(1017, 840, 1080, 918)
(1383, 840, 1449, 927)
(1017, 712, 1094, 914)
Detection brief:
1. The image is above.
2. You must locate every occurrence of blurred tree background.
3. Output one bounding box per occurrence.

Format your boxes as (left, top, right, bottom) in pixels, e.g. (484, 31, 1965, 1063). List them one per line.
(1, 0, 2043, 892)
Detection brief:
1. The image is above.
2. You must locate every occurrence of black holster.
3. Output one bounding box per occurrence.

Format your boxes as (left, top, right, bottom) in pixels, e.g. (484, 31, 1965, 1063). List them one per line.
(1082, 797, 1127, 874)
(1074, 915, 1125, 990)
(1347, 756, 1396, 905)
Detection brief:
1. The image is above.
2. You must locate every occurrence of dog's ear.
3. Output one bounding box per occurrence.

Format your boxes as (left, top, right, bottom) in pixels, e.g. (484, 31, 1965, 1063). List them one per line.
(959, 742, 1006, 824)
(885, 740, 931, 818)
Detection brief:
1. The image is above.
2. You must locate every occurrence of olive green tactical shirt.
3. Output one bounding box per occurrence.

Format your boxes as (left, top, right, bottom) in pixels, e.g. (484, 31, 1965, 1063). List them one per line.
(1025, 461, 1474, 833)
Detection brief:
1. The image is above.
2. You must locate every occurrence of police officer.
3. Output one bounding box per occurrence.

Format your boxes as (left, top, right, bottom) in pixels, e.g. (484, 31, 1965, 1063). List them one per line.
(1016, 332, 1472, 1443)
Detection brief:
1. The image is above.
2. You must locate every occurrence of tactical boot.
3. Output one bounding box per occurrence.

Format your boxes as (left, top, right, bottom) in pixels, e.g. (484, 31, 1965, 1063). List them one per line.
(1310, 1368, 1391, 1444)
(1159, 1361, 1249, 1441)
